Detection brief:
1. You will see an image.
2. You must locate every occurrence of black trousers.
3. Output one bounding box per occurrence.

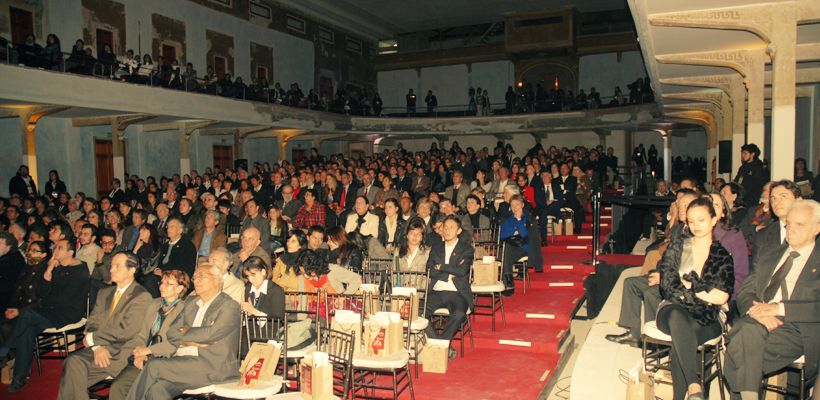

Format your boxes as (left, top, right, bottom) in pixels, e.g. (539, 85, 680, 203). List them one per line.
(617, 275, 662, 337)
(656, 304, 722, 400)
(536, 203, 561, 240)
(425, 291, 467, 340)
(502, 244, 528, 279)
(724, 316, 810, 393)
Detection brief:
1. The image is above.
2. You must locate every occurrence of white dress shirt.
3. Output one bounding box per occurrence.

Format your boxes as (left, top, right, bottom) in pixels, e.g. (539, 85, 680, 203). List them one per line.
(175, 296, 217, 357)
(86, 281, 133, 347)
(433, 241, 458, 292)
(769, 242, 814, 315)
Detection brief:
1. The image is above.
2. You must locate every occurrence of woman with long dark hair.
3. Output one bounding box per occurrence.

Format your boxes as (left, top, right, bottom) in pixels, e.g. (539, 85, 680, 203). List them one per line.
(396, 217, 429, 273)
(326, 226, 364, 273)
(708, 192, 749, 297)
(719, 182, 747, 224)
(656, 196, 734, 400)
(44, 170, 66, 199)
(271, 230, 306, 291)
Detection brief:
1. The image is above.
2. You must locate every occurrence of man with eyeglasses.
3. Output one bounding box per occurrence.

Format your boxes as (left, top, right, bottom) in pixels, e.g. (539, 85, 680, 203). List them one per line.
(274, 184, 302, 222)
(126, 263, 240, 399)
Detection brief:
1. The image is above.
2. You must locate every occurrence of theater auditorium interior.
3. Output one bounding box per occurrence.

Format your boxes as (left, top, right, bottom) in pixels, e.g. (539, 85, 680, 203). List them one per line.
(0, 0, 818, 399)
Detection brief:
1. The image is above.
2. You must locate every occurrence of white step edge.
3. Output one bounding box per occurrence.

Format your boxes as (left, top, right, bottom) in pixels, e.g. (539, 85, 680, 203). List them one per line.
(567, 245, 588, 249)
(499, 339, 532, 347)
(577, 235, 593, 239)
(525, 313, 556, 319)
(550, 265, 574, 270)
(549, 282, 575, 287)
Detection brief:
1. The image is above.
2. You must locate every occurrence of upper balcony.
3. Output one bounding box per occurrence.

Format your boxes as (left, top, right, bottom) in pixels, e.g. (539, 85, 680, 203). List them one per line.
(0, 61, 661, 141)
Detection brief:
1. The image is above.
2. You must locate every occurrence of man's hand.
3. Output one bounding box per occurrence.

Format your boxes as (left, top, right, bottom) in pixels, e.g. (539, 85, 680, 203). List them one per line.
(180, 342, 209, 348)
(238, 248, 250, 262)
(4, 308, 19, 319)
(153, 268, 162, 277)
(97, 248, 104, 263)
(93, 346, 112, 368)
(647, 272, 660, 286)
(133, 354, 148, 370)
(281, 216, 291, 222)
(754, 315, 783, 332)
(749, 301, 780, 319)
(132, 346, 152, 358)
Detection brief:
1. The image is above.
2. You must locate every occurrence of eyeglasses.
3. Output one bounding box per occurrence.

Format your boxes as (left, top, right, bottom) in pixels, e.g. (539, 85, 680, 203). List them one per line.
(101, 241, 116, 246)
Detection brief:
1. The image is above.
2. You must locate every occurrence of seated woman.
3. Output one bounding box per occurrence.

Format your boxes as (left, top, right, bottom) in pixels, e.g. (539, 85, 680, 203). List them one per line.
(298, 249, 336, 294)
(326, 226, 364, 273)
(240, 256, 286, 319)
(108, 270, 190, 400)
(656, 196, 734, 400)
(378, 198, 405, 254)
(271, 230, 306, 292)
(708, 192, 749, 303)
(720, 183, 747, 225)
(131, 224, 160, 276)
(268, 203, 289, 253)
(397, 217, 430, 273)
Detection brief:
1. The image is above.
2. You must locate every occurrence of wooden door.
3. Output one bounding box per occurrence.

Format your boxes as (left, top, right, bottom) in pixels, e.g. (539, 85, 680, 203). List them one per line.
(292, 149, 307, 165)
(95, 139, 114, 199)
(256, 66, 268, 82)
(214, 56, 226, 78)
(96, 28, 113, 56)
(319, 76, 334, 99)
(10, 7, 34, 45)
(213, 145, 233, 171)
(162, 44, 176, 66)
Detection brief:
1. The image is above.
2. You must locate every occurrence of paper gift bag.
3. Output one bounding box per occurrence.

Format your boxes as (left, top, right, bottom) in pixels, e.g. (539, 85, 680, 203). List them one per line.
(364, 312, 403, 357)
(652, 369, 674, 400)
(390, 287, 419, 323)
(620, 366, 655, 400)
(473, 244, 487, 259)
(564, 219, 574, 235)
(300, 352, 333, 400)
(421, 339, 449, 374)
(358, 289, 381, 316)
(764, 372, 788, 400)
(330, 309, 362, 353)
(472, 261, 499, 286)
(0, 363, 11, 385)
(554, 219, 563, 236)
(238, 341, 282, 388)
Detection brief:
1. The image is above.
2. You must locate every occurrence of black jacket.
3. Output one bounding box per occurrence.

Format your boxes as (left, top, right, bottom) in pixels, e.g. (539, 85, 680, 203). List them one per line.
(0, 250, 26, 312)
(426, 236, 475, 310)
(158, 238, 197, 278)
(534, 179, 564, 210)
(9, 174, 37, 198)
(734, 159, 767, 208)
(34, 262, 90, 327)
(244, 280, 286, 319)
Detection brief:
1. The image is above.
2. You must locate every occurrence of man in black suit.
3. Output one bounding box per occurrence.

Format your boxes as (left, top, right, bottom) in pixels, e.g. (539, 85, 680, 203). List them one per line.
(269, 171, 285, 204)
(751, 180, 801, 268)
(395, 166, 412, 194)
(143, 218, 196, 297)
(534, 171, 563, 244)
(425, 216, 474, 341)
(249, 175, 271, 209)
(274, 184, 303, 223)
(0, 232, 25, 313)
(337, 171, 358, 217)
(108, 178, 125, 206)
(557, 163, 584, 234)
(118, 209, 147, 252)
(724, 199, 820, 400)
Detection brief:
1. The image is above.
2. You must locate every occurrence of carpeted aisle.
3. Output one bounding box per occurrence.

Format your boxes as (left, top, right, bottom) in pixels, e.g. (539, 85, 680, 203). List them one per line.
(1, 207, 644, 400)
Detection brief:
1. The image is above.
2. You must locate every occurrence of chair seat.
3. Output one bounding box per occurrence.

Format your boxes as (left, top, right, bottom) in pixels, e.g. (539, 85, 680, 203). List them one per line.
(353, 351, 410, 369)
(403, 317, 429, 332)
(182, 385, 215, 395)
(643, 321, 721, 347)
(516, 256, 528, 263)
(268, 393, 340, 399)
(471, 282, 506, 293)
(212, 376, 284, 398)
(43, 318, 87, 333)
(286, 344, 315, 359)
(433, 307, 470, 316)
(793, 355, 805, 365)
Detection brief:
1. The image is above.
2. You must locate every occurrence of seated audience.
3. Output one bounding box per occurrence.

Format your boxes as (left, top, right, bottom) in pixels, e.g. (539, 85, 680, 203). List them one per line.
(464, 195, 491, 234)
(0, 239, 90, 393)
(239, 256, 285, 319)
(425, 216, 474, 341)
(397, 217, 430, 273)
(326, 226, 365, 273)
(725, 199, 820, 400)
(708, 192, 750, 296)
(499, 195, 541, 296)
(125, 263, 240, 399)
(444, 171, 470, 209)
(292, 190, 326, 231)
(0, 231, 25, 313)
(57, 252, 151, 399)
(378, 198, 406, 253)
(267, 203, 288, 253)
(192, 210, 227, 259)
(108, 270, 189, 400)
(274, 184, 302, 222)
(271, 230, 307, 291)
(720, 182, 747, 224)
(655, 196, 734, 400)
(143, 218, 196, 297)
(230, 226, 271, 277)
(207, 247, 244, 304)
(344, 195, 379, 239)
(240, 198, 270, 251)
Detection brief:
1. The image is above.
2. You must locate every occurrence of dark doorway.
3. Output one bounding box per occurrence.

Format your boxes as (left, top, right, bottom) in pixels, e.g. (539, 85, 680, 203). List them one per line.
(291, 149, 306, 165)
(213, 145, 233, 172)
(95, 139, 114, 199)
(161, 44, 176, 66)
(96, 28, 113, 56)
(9, 7, 34, 45)
(214, 56, 226, 79)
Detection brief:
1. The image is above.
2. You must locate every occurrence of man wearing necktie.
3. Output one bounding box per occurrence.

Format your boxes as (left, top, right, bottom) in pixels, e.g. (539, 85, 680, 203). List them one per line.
(724, 199, 820, 400)
(58, 252, 151, 400)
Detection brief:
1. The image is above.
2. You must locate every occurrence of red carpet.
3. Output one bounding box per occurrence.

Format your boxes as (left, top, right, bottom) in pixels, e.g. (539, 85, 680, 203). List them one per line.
(1, 206, 642, 400)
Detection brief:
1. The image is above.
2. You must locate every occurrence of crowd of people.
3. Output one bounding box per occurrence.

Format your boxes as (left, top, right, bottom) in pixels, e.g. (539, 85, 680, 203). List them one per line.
(605, 142, 819, 400)
(0, 140, 624, 396)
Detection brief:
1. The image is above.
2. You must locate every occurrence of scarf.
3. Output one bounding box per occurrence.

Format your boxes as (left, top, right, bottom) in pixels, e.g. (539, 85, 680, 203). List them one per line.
(149, 298, 181, 345)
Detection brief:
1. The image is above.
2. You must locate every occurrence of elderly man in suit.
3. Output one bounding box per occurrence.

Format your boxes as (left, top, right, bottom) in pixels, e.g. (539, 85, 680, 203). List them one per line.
(108, 270, 189, 400)
(412, 166, 431, 199)
(231, 226, 271, 277)
(274, 184, 303, 223)
(192, 210, 228, 259)
(425, 215, 474, 340)
(534, 171, 564, 245)
(126, 263, 241, 399)
(57, 252, 151, 400)
(357, 173, 381, 205)
(724, 199, 820, 400)
(240, 198, 271, 251)
(444, 171, 470, 209)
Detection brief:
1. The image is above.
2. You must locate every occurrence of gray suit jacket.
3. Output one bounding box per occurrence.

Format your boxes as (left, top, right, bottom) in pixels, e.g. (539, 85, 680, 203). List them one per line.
(398, 247, 430, 273)
(412, 175, 431, 196)
(276, 198, 303, 220)
(166, 292, 241, 382)
(133, 297, 186, 357)
(241, 215, 271, 248)
(85, 282, 152, 373)
(444, 184, 470, 209)
(357, 185, 381, 205)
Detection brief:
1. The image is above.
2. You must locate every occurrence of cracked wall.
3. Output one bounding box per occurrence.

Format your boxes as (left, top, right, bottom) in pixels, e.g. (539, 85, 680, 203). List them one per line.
(206, 29, 234, 77)
(81, 0, 125, 56)
(151, 13, 186, 64)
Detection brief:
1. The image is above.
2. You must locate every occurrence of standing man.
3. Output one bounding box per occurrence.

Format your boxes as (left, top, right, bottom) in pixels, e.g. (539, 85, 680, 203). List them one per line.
(406, 89, 417, 116)
(425, 90, 438, 114)
(57, 252, 151, 400)
(734, 143, 767, 209)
